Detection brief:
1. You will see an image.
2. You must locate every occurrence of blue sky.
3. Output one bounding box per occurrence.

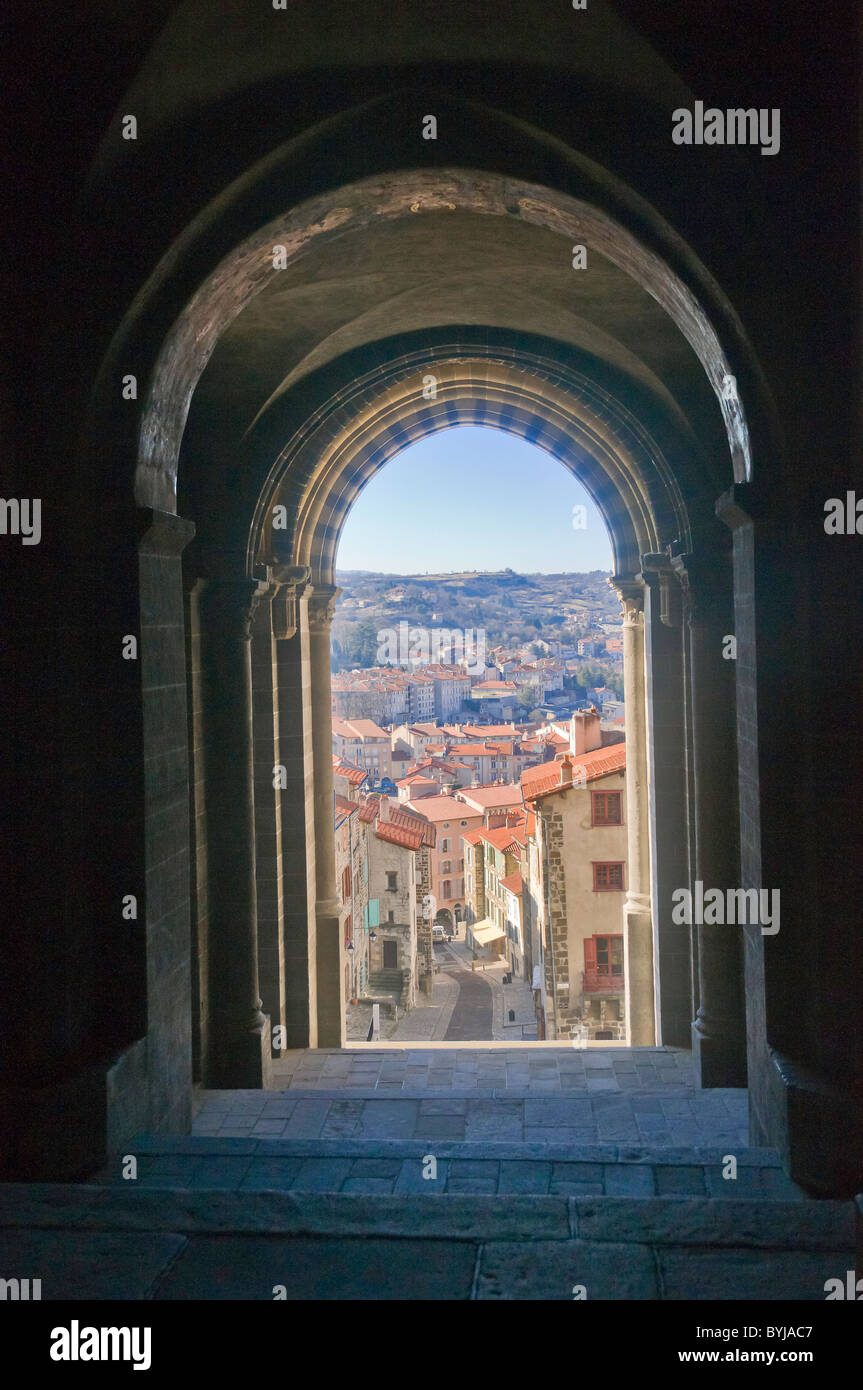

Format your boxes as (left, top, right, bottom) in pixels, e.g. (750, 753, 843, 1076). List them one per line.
(336, 426, 614, 574)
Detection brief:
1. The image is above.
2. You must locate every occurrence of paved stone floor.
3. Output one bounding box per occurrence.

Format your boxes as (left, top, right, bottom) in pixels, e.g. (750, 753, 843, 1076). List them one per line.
(95, 1138, 804, 1198)
(2, 1182, 856, 1300)
(194, 1048, 750, 1147)
(7, 1048, 858, 1302)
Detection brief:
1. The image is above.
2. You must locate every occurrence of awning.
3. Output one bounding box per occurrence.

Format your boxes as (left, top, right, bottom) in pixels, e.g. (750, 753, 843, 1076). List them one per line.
(468, 918, 506, 945)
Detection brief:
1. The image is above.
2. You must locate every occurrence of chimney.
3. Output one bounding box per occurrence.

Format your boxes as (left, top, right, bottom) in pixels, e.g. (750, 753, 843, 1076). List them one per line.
(379, 796, 389, 822)
(559, 756, 573, 786)
(570, 707, 602, 754)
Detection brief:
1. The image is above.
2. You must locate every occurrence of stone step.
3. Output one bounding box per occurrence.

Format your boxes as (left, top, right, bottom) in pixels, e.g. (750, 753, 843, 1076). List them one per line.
(0, 1183, 857, 1301)
(93, 1136, 810, 1198)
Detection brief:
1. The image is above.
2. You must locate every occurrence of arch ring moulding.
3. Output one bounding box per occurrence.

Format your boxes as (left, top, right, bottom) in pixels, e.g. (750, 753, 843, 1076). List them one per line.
(137, 169, 753, 513)
(252, 355, 681, 583)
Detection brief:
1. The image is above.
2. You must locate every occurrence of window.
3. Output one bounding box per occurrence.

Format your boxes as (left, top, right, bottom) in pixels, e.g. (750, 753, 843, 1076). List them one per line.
(342, 865, 352, 900)
(386, 871, 397, 892)
(344, 914, 353, 942)
(593, 862, 625, 891)
(441, 838, 450, 852)
(441, 860, 451, 874)
(442, 881, 452, 899)
(585, 933, 623, 978)
(591, 790, 622, 826)
(387, 910, 394, 923)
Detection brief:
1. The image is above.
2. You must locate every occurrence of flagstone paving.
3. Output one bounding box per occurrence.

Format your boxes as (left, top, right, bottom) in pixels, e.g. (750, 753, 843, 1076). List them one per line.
(192, 1048, 750, 1147)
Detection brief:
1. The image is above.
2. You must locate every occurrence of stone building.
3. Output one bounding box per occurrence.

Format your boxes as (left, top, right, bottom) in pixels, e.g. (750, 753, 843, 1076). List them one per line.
(332, 717, 393, 781)
(522, 745, 628, 1040)
(334, 795, 370, 1004)
(404, 792, 484, 928)
(360, 797, 434, 1007)
(463, 824, 527, 963)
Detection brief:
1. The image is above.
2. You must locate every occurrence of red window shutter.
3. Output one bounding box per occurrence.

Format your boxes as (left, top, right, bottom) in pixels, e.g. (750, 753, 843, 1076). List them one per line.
(584, 936, 597, 969)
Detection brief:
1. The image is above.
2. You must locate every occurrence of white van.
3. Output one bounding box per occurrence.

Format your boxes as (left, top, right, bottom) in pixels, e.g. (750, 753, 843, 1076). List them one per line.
(432, 925, 446, 940)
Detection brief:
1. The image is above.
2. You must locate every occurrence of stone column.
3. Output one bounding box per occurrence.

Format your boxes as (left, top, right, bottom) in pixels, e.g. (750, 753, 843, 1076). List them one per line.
(611, 577, 656, 1046)
(197, 577, 271, 1088)
(640, 559, 693, 1048)
(673, 551, 746, 1087)
(272, 566, 318, 1048)
(250, 578, 286, 1057)
(308, 584, 345, 1048)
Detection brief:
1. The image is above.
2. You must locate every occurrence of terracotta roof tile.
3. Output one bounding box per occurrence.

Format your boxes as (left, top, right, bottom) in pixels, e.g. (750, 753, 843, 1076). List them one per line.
(499, 871, 523, 895)
(522, 743, 627, 799)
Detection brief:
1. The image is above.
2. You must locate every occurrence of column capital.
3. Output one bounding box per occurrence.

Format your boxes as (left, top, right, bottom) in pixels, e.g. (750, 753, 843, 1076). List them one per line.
(267, 565, 311, 640)
(197, 577, 267, 640)
(670, 552, 728, 627)
(609, 573, 645, 622)
(137, 508, 196, 556)
(307, 584, 342, 633)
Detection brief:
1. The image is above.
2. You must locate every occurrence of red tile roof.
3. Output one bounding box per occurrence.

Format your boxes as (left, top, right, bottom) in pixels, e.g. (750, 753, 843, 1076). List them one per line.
(499, 871, 524, 895)
(404, 794, 482, 823)
(389, 806, 436, 847)
(375, 821, 425, 851)
(479, 826, 525, 854)
(522, 743, 627, 800)
(459, 784, 524, 810)
(332, 756, 368, 786)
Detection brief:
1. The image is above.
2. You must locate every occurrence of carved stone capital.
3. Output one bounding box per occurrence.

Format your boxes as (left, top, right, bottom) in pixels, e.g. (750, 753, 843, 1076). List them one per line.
(197, 578, 267, 641)
(609, 573, 645, 626)
(269, 564, 311, 640)
(307, 584, 342, 634)
(671, 553, 726, 629)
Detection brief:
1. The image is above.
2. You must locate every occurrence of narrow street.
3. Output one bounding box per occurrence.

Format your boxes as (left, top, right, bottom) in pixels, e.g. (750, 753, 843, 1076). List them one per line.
(346, 936, 537, 1043)
(440, 946, 494, 1040)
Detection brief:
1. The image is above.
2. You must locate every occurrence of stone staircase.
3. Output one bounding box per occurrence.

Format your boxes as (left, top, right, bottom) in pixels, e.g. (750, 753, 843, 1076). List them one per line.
(1, 1136, 858, 1300)
(366, 968, 408, 1004)
(2, 1051, 860, 1299)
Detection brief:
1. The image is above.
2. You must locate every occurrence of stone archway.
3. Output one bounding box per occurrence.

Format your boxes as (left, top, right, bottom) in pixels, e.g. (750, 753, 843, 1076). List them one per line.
(85, 163, 766, 1163)
(173, 341, 742, 1093)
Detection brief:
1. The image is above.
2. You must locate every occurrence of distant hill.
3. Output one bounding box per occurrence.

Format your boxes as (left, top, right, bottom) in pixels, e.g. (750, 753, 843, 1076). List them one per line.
(332, 569, 620, 671)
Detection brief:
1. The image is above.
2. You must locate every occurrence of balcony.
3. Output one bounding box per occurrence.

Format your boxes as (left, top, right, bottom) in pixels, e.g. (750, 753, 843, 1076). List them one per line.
(583, 966, 624, 994)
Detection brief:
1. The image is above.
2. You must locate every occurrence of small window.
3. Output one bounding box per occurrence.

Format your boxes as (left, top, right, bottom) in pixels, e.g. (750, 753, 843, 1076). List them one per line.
(593, 862, 624, 892)
(387, 910, 394, 923)
(386, 871, 398, 892)
(591, 790, 622, 826)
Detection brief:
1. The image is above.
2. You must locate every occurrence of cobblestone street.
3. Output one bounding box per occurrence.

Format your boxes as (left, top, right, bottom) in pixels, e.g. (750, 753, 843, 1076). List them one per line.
(345, 938, 538, 1043)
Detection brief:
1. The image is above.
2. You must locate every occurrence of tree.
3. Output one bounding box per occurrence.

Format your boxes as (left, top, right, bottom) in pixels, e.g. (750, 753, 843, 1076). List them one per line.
(343, 618, 380, 668)
(518, 684, 539, 711)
